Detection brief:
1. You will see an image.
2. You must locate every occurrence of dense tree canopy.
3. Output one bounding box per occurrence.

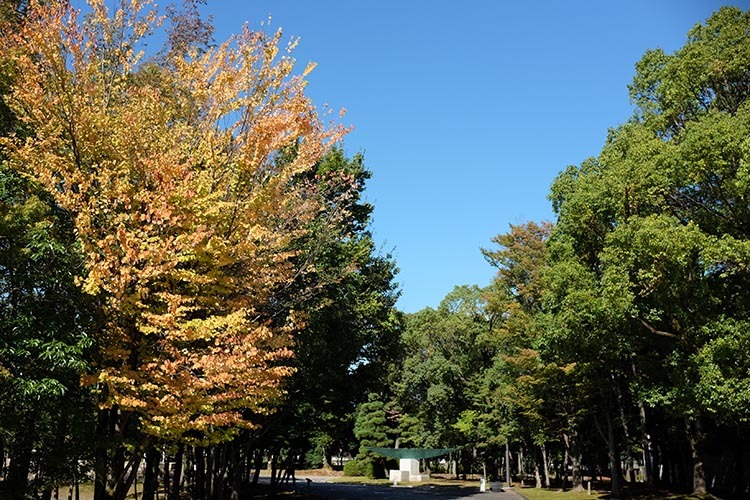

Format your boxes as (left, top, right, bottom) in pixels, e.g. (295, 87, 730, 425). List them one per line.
(521, 6, 750, 496)
(0, 1, 401, 499)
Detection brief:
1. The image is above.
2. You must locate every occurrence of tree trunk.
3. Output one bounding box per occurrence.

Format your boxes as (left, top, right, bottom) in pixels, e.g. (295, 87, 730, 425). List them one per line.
(216, 444, 228, 500)
(183, 448, 191, 500)
(613, 374, 635, 484)
(638, 400, 653, 485)
(460, 448, 467, 480)
(630, 356, 653, 485)
(252, 449, 263, 486)
(195, 447, 205, 500)
(606, 410, 623, 498)
(163, 451, 170, 500)
(505, 442, 511, 487)
(206, 446, 215, 499)
(142, 448, 158, 500)
(93, 407, 142, 500)
(114, 454, 142, 500)
(541, 444, 550, 488)
(533, 449, 542, 488)
(570, 448, 584, 491)
(171, 445, 183, 500)
(229, 443, 242, 500)
(562, 431, 583, 491)
(6, 437, 32, 500)
(686, 417, 707, 494)
(286, 450, 297, 485)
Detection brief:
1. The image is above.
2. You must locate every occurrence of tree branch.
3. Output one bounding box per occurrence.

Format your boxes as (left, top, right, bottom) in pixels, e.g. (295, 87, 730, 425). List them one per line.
(636, 317, 679, 339)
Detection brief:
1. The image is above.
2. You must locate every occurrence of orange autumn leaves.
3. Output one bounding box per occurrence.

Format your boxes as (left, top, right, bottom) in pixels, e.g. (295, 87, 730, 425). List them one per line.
(1, 0, 347, 443)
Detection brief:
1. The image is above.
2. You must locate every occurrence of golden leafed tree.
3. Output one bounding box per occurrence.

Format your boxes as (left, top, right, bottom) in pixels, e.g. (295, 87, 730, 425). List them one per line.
(1, 0, 348, 443)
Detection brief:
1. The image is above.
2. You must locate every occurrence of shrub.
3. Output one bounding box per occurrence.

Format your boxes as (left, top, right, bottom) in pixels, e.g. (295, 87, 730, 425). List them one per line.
(343, 459, 368, 477)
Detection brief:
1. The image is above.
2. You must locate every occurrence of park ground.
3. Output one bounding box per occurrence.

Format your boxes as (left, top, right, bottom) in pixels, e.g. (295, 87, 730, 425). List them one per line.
(61, 470, 726, 500)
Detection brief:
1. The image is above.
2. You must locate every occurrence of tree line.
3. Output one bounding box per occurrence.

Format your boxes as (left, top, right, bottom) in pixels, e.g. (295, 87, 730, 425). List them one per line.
(352, 6, 749, 499)
(0, 1, 401, 499)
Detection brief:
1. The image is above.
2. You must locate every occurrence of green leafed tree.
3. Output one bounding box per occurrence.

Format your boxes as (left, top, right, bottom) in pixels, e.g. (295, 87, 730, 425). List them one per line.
(248, 147, 403, 480)
(351, 394, 393, 478)
(395, 285, 497, 476)
(542, 6, 750, 495)
(0, 166, 96, 499)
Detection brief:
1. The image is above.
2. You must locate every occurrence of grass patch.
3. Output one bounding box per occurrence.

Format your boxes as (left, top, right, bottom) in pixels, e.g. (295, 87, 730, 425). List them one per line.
(517, 487, 607, 500)
(516, 485, 724, 500)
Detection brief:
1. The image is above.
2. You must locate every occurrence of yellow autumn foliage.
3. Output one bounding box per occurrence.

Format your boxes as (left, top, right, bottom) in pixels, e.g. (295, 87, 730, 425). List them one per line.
(1, 0, 347, 443)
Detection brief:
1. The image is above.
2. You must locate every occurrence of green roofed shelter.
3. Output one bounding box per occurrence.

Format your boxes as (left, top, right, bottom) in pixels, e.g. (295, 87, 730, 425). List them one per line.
(366, 448, 455, 483)
(366, 447, 454, 459)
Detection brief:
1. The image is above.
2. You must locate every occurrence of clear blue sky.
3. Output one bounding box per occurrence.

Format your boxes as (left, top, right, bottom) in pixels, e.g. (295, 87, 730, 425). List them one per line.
(207, 1, 741, 313)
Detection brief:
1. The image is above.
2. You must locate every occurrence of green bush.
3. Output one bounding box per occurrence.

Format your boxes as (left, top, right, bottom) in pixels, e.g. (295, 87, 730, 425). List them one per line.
(303, 445, 324, 469)
(343, 458, 388, 478)
(343, 459, 368, 477)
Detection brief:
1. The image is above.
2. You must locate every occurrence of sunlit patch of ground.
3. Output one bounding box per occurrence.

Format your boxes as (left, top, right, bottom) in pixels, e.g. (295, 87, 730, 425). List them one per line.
(516, 483, 725, 500)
